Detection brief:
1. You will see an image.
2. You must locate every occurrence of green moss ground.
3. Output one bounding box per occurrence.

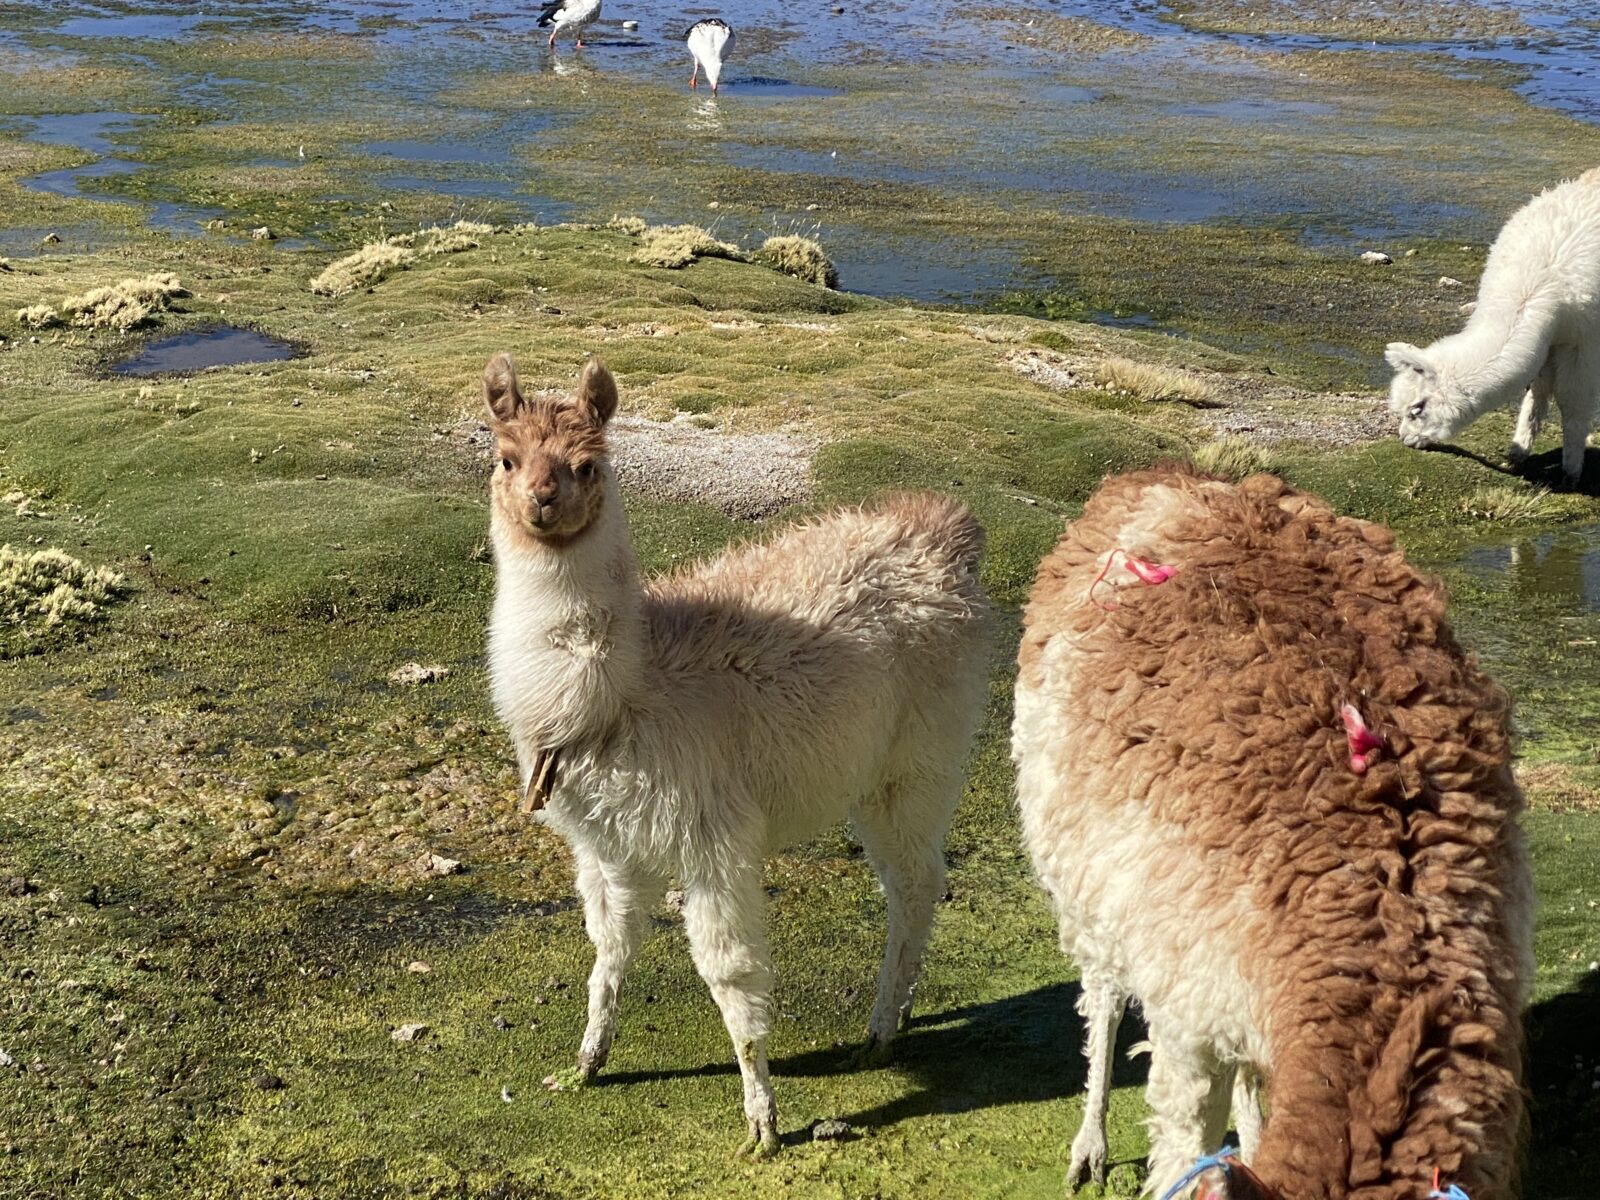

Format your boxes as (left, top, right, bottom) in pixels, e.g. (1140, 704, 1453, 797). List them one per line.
(2, 217, 1597, 1198)
(2, 12, 1599, 1198)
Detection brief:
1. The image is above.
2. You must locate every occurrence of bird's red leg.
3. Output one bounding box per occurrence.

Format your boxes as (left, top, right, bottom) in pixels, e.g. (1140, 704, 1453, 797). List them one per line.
(547, 30, 556, 48)
(690, 65, 699, 88)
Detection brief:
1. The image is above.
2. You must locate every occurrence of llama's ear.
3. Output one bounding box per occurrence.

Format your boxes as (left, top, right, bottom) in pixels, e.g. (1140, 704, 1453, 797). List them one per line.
(1384, 342, 1433, 377)
(577, 357, 618, 426)
(483, 352, 524, 422)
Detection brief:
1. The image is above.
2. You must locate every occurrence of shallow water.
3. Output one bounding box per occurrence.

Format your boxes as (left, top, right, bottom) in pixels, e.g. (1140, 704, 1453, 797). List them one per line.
(4, 0, 1596, 303)
(111, 325, 299, 376)
(7, 111, 228, 237)
(1462, 526, 1600, 614)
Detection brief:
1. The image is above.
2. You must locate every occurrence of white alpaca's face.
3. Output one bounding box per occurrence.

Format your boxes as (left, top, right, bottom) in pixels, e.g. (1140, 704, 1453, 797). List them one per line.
(1385, 342, 1460, 448)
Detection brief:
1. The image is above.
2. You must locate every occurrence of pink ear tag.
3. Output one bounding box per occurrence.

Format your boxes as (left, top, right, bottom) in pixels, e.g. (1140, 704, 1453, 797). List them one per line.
(1125, 556, 1179, 585)
(1090, 548, 1179, 610)
(1340, 703, 1385, 774)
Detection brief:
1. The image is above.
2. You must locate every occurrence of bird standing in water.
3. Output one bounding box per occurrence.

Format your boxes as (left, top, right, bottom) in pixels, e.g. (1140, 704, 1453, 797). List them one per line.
(538, 0, 601, 49)
(686, 18, 734, 96)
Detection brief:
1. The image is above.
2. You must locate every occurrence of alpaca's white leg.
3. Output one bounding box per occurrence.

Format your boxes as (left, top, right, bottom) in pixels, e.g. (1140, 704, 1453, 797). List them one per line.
(1232, 1063, 1263, 1161)
(852, 773, 956, 1056)
(1508, 362, 1553, 467)
(1143, 1024, 1224, 1199)
(1065, 965, 1126, 1190)
(682, 865, 779, 1157)
(1552, 346, 1591, 484)
(1199, 1063, 1235, 1155)
(571, 849, 662, 1079)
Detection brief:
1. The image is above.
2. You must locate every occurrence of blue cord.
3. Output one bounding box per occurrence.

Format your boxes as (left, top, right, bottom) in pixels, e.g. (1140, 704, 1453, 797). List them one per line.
(1156, 1145, 1239, 1200)
(1430, 1187, 1471, 1200)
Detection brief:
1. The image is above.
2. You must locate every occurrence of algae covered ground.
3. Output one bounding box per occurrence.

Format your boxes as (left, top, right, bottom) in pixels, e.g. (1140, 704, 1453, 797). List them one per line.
(3, 2, 1600, 1198)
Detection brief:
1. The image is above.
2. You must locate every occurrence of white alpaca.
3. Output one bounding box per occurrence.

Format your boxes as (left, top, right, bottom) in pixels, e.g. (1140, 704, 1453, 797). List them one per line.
(482, 354, 991, 1155)
(1387, 166, 1600, 482)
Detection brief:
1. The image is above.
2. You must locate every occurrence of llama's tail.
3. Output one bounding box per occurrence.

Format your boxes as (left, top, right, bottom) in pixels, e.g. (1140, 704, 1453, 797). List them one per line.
(876, 490, 986, 577)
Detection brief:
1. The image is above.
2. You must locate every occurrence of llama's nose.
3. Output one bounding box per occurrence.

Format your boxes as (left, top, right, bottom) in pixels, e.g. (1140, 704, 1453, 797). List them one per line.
(528, 473, 559, 505)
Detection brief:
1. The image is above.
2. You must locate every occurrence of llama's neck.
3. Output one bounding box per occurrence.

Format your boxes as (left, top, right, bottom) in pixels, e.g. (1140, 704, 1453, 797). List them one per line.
(1249, 975, 1519, 1200)
(488, 474, 646, 753)
(1435, 292, 1555, 418)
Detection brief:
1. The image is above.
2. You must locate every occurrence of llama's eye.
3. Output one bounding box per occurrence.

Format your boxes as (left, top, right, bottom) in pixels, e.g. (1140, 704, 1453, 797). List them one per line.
(576, 462, 595, 479)
(1408, 401, 1426, 420)
(502, 458, 514, 471)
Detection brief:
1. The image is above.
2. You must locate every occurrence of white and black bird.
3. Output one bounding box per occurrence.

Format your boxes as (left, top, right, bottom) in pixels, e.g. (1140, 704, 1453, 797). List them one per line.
(685, 18, 733, 96)
(537, 0, 601, 49)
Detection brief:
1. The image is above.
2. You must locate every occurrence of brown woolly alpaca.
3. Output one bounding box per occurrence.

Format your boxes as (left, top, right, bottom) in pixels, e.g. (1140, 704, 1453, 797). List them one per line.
(1012, 466, 1531, 1200)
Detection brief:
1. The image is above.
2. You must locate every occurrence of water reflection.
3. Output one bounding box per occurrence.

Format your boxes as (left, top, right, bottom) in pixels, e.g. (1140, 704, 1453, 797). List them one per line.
(1464, 528, 1600, 613)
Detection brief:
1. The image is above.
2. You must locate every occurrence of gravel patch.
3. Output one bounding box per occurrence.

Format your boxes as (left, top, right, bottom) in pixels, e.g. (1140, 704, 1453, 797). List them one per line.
(608, 415, 815, 521)
(1005, 347, 1390, 448)
(458, 413, 815, 521)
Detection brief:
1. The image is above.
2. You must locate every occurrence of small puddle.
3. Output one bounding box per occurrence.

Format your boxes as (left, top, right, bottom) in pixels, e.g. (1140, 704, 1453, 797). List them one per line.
(111, 325, 299, 376)
(1459, 526, 1600, 613)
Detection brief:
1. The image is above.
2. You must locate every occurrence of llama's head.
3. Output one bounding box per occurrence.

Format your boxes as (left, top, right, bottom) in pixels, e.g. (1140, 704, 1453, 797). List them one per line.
(1385, 342, 1466, 448)
(483, 353, 618, 547)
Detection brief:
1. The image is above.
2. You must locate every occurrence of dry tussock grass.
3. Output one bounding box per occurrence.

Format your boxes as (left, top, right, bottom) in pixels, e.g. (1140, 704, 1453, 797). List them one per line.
(632, 224, 744, 269)
(1093, 356, 1218, 406)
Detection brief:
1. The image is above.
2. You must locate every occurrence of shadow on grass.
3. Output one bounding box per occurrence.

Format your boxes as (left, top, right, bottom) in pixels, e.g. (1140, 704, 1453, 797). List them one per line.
(1519, 446, 1600, 495)
(1524, 971, 1600, 1198)
(602, 983, 1152, 1145)
(1421, 442, 1600, 495)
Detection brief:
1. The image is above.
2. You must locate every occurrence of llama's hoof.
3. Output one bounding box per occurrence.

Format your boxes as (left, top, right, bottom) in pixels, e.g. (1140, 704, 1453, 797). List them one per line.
(1507, 446, 1530, 468)
(735, 1117, 781, 1159)
(541, 1064, 594, 1092)
(1064, 1148, 1108, 1190)
(851, 1035, 894, 1069)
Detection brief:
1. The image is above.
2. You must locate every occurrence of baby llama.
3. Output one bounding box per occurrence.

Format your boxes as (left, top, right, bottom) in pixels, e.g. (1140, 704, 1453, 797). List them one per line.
(1387, 166, 1600, 482)
(1013, 465, 1531, 1200)
(482, 354, 992, 1154)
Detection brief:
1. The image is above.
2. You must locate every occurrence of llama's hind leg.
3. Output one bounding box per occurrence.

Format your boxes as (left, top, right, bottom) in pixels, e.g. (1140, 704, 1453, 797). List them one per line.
(1509, 361, 1554, 467)
(1551, 346, 1592, 485)
(682, 863, 781, 1157)
(1066, 962, 1127, 1190)
(852, 770, 958, 1061)
(547, 848, 663, 1089)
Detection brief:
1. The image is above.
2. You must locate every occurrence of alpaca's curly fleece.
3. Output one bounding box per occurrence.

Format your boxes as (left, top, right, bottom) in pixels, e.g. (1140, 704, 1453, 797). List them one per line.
(1015, 465, 1530, 1200)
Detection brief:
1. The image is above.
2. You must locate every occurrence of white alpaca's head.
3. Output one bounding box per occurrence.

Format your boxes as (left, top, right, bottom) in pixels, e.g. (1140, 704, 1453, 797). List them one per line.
(483, 353, 618, 548)
(1385, 341, 1468, 448)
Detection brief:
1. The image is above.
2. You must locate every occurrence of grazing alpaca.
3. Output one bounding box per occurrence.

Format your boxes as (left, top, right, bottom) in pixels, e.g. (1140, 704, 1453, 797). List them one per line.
(686, 18, 734, 96)
(1013, 466, 1531, 1200)
(483, 355, 991, 1155)
(1387, 166, 1600, 483)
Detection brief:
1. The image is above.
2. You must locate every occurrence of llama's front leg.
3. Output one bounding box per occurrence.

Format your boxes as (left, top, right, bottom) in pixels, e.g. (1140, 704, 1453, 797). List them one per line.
(1232, 1062, 1263, 1161)
(1508, 363, 1553, 467)
(1066, 968, 1127, 1190)
(682, 866, 780, 1157)
(546, 849, 661, 1090)
(1143, 1024, 1225, 1199)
